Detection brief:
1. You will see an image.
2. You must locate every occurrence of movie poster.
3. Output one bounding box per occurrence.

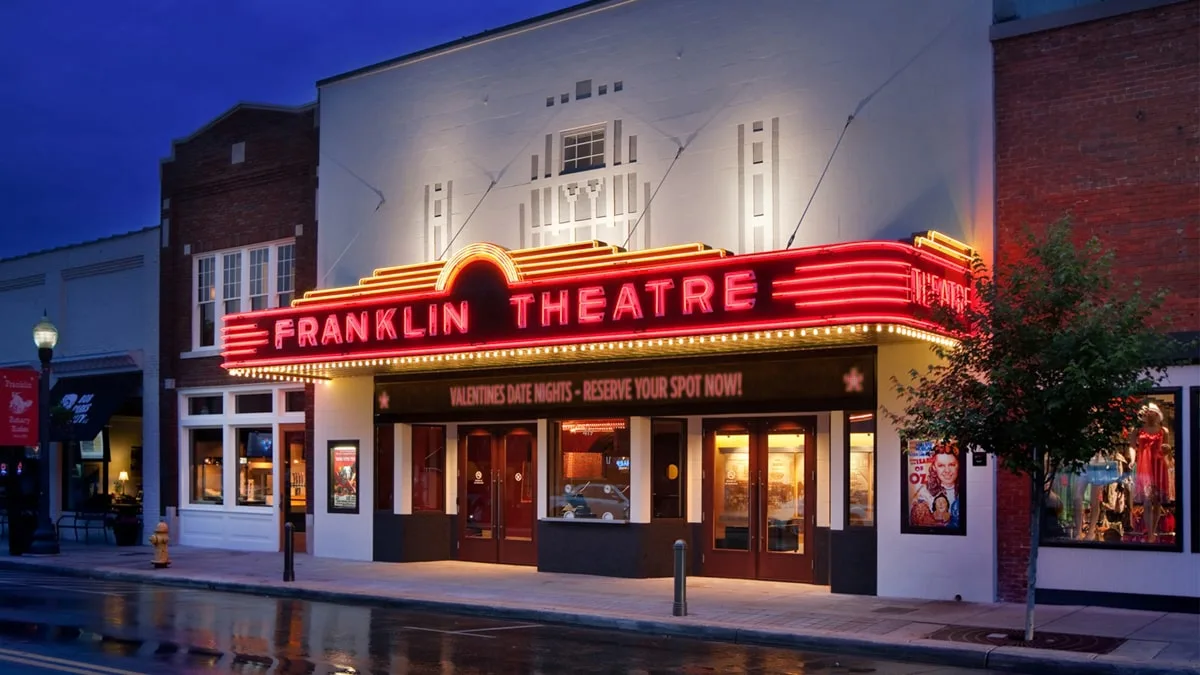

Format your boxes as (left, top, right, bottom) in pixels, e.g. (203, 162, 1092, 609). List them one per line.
(329, 442, 359, 513)
(902, 440, 966, 536)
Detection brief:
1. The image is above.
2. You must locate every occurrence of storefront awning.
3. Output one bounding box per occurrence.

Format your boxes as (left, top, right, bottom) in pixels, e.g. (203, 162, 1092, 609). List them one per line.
(49, 371, 141, 442)
(220, 231, 976, 383)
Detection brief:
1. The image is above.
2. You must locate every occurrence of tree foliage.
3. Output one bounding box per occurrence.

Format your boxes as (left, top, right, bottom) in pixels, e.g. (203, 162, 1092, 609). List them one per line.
(889, 219, 1176, 482)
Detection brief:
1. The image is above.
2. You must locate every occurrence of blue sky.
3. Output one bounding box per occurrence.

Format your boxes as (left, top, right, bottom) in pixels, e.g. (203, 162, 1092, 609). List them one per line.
(0, 0, 581, 259)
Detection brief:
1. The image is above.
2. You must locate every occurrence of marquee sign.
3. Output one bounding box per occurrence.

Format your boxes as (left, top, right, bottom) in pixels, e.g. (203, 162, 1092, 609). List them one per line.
(375, 351, 876, 422)
(221, 232, 974, 371)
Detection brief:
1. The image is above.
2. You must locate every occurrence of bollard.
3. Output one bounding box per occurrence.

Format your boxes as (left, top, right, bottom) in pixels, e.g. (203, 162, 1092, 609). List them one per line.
(283, 522, 295, 582)
(672, 539, 687, 616)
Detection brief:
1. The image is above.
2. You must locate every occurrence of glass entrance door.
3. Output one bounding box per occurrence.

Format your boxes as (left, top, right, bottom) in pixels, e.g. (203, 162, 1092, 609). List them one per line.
(280, 428, 307, 553)
(459, 425, 537, 565)
(703, 419, 815, 582)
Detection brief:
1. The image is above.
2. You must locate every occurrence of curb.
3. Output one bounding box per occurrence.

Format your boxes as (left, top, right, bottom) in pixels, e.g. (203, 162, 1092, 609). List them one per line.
(0, 558, 1195, 675)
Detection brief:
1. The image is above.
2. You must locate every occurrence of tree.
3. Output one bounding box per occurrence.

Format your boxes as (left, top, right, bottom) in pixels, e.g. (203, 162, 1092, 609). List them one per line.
(887, 219, 1177, 642)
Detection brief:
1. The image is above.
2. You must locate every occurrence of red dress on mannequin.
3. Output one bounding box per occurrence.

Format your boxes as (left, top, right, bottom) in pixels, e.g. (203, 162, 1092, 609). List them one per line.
(1134, 428, 1168, 500)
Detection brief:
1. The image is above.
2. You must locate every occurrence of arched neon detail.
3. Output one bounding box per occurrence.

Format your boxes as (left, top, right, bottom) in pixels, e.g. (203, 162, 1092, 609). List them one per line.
(434, 243, 522, 292)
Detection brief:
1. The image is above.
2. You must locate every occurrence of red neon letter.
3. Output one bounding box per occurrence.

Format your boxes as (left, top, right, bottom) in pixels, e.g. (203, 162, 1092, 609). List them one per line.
(723, 270, 757, 311)
(443, 301, 469, 335)
(321, 314, 344, 345)
(375, 309, 397, 341)
(402, 306, 426, 338)
(297, 317, 318, 347)
(541, 290, 569, 327)
(611, 283, 644, 321)
(644, 279, 675, 318)
(345, 311, 368, 343)
(274, 319, 295, 350)
(682, 276, 715, 315)
(510, 293, 535, 329)
(427, 305, 439, 337)
(577, 287, 606, 324)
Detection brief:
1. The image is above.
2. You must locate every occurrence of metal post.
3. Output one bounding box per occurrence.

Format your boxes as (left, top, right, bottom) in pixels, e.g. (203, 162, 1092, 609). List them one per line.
(283, 522, 295, 582)
(28, 348, 59, 555)
(672, 539, 687, 616)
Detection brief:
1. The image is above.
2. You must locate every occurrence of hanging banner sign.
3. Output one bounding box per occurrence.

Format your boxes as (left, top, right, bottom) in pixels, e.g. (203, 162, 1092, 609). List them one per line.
(0, 369, 38, 447)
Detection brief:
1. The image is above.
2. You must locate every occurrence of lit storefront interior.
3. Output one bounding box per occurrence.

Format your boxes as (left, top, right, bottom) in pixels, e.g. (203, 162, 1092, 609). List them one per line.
(221, 232, 976, 593)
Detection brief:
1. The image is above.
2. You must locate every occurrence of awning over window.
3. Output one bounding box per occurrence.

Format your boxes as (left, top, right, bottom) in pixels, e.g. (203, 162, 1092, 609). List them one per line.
(49, 372, 141, 442)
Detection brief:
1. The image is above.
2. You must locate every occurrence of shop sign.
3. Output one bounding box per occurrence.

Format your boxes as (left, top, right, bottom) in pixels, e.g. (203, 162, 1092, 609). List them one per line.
(376, 353, 875, 420)
(900, 439, 967, 536)
(0, 369, 38, 447)
(222, 237, 972, 369)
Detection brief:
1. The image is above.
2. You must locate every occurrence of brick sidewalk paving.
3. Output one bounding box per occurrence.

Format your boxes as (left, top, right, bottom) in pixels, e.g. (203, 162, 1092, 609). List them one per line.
(1, 543, 1196, 674)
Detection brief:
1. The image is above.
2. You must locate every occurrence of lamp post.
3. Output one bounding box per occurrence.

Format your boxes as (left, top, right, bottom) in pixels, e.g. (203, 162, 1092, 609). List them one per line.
(28, 312, 60, 555)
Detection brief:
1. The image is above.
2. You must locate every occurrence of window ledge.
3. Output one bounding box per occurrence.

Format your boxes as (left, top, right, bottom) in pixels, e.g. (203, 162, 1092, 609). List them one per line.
(180, 348, 221, 360)
(540, 517, 630, 525)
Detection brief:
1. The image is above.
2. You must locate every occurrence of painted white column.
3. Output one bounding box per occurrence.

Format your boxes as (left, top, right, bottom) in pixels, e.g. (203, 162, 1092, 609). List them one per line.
(536, 419, 549, 520)
(445, 424, 458, 515)
(629, 417, 652, 523)
(396, 423, 411, 515)
(829, 411, 846, 531)
(312, 375, 374, 560)
(685, 416, 703, 523)
(816, 412, 831, 529)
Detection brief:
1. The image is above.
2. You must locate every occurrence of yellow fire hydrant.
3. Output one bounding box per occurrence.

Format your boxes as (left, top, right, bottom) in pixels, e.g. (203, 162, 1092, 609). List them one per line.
(149, 521, 171, 569)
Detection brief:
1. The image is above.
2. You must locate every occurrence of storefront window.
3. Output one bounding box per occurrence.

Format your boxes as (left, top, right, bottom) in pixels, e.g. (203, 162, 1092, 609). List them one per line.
(62, 436, 105, 512)
(236, 427, 273, 506)
(190, 428, 224, 504)
(1043, 392, 1182, 548)
(413, 425, 446, 512)
(651, 419, 685, 519)
(847, 412, 876, 527)
(549, 419, 631, 521)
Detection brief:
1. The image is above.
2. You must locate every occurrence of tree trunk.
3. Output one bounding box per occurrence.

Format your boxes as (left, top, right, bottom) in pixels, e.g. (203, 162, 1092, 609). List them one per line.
(1024, 469, 1043, 642)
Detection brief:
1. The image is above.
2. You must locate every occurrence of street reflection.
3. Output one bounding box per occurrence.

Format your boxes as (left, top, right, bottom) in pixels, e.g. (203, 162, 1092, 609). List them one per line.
(0, 574, 1008, 675)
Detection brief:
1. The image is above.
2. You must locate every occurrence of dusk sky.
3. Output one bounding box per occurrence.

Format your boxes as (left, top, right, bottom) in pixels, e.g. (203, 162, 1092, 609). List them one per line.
(0, 0, 580, 259)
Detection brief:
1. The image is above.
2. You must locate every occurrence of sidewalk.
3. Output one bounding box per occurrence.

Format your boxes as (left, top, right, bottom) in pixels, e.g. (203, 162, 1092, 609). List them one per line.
(0, 543, 1195, 675)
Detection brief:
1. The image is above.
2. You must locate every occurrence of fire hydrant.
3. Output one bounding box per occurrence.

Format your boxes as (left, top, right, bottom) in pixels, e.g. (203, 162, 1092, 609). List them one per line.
(149, 521, 171, 569)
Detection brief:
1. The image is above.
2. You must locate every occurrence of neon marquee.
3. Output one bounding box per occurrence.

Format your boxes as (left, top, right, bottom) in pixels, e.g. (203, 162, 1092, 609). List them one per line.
(221, 233, 975, 370)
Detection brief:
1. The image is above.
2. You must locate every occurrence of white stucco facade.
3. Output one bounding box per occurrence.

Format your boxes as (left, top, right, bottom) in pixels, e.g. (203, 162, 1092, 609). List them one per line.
(0, 227, 162, 528)
(302, 0, 997, 599)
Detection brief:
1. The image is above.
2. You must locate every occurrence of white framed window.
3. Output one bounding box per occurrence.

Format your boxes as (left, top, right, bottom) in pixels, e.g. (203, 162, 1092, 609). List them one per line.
(178, 385, 304, 511)
(249, 247, 270, 311)
(562, 125, 606, 174)
(191, 239, 295, 353)
(276, 243, 295, 307)
(222, 252, 242, 315)
(197, 257, 217, 348)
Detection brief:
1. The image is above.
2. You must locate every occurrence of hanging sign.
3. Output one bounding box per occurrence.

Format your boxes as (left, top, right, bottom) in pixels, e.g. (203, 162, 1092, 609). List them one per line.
(0, 369, 38, 447)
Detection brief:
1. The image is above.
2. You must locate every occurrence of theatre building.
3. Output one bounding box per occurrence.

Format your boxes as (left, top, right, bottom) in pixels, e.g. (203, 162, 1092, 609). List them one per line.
(222, 0, 997, 599)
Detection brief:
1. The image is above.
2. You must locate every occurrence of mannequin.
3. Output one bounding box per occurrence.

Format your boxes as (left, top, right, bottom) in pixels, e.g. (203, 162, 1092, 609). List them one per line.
(1130, 402, 1169, 542)
(1074, 450, 1123, 540)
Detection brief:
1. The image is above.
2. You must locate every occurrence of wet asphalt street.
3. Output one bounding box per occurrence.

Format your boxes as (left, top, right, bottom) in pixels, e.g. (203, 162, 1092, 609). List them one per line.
(0, 568, 1014, 675)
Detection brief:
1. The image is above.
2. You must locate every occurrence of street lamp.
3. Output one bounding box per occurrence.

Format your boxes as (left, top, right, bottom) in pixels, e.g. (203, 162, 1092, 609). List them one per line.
(28, 312, 59, 555)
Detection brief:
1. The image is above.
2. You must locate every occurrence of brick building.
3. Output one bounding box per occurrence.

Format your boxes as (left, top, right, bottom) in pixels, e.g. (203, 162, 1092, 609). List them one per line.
(158, 103, 319, 552)
(993, 0, 1199, 611)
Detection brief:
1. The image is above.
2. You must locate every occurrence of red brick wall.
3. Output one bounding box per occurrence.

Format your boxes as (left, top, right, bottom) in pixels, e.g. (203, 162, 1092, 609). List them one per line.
(993, 0, 1199, 601)
(158, 105, 318, 513)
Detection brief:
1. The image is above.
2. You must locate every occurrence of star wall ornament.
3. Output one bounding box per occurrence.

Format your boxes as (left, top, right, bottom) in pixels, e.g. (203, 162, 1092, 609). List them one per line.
(378, 391, 390, 410)
(843, 367, 864, 393)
